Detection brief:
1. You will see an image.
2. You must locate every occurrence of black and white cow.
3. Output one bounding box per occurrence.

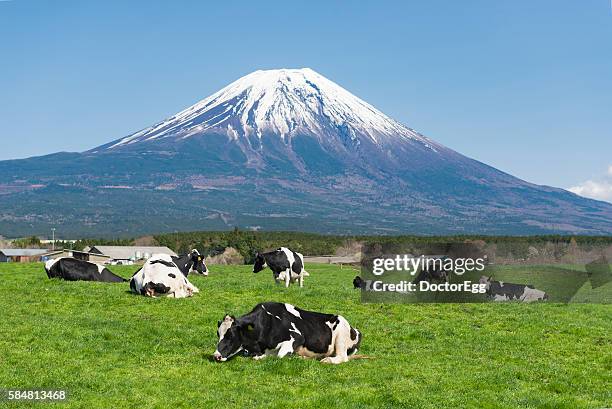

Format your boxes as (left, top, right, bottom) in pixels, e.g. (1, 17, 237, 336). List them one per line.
(479, 276, 548, 302)
(44, 257, 126, 282)
(412, 256, 449, 285)
(253, 247, 309, 287)
(214, 302, 362, 364)
(129, 254, 199, 298)
(353, 275, 366, 289)
(172, 249, 208, 276)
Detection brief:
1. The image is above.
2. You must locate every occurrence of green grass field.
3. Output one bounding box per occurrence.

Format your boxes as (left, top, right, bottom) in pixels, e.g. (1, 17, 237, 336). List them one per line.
(0, 263, 610, 408)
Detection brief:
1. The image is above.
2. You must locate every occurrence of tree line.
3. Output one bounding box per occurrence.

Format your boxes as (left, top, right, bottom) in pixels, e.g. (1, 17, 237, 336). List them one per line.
(6, 230, 611, 264)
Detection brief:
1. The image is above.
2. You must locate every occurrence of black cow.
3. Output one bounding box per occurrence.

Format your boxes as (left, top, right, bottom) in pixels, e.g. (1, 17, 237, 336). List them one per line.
(479, 276, 548, 302)
(172, 249, 208, 276)
(214, 302, 362, 364)
(44, 258, 126, 282)
(253, 247, 309, 287)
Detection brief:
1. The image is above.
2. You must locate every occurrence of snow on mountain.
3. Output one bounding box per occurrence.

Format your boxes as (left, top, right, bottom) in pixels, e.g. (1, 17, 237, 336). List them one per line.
(106, 68, 435, 150)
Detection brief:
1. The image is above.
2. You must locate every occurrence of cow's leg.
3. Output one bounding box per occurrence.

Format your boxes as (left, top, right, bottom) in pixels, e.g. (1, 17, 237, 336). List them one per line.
(320, 340, 348, 364)
(299, 273, 304, 288)
(253, 349, 274, 361)
(275, 270, 284, 285)
(187, 281, 199, 293)
(321, 320, 350, 364)
(285, 269, 291, 287)
(277, 337, 298, 358)
(172, 284, 193, 298)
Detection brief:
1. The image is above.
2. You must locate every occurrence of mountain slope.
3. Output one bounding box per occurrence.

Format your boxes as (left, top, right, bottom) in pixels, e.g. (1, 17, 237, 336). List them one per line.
(0, 68, 610, 237)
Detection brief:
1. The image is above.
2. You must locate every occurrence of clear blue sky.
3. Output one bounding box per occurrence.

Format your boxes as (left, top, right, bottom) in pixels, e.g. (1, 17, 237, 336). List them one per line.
(1, 0, 611, 192)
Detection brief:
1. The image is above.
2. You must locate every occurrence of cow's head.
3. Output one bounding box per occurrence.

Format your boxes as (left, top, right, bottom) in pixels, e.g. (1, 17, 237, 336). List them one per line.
(213, 315, 247, 362)
(479, 275, 492, 290)
(253, 253, 267, 273)
(190, 249, 208, 276)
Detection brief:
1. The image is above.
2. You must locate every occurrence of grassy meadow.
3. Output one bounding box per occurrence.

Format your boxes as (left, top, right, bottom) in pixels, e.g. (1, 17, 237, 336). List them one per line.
(0, 262, 610, 408)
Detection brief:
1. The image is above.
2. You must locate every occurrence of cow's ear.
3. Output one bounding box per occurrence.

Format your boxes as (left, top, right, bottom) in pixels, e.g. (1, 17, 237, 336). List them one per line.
(236, 319, 254, 331)
(217, 320, 221, 328)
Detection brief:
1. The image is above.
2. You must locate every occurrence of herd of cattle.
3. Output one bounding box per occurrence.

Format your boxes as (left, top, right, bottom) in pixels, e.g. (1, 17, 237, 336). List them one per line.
(44, 247, 363, 364)
(42, 246, 548, 364)
(44, 247, 308, 296)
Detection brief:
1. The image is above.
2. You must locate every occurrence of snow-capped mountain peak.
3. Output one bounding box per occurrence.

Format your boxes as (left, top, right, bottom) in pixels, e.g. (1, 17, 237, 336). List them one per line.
(7, 69, 612, 236)
(106, 68, 429, 149)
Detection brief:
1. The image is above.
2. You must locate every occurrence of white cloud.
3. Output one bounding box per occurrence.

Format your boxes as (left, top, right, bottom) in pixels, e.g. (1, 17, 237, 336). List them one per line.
(568, 165, 612, 203)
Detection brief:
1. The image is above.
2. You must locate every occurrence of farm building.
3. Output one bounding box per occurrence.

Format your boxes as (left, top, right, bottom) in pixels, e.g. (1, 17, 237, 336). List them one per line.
(85, 246, 177, 264)
(44, 249, 110, 264)
(0, 249, 62, 263)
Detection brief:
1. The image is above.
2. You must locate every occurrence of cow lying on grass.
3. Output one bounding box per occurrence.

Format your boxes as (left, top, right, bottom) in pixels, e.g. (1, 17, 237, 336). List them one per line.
(253, 248, 309, 287)
(412, 260, 449, 284)
(480, 276, 548, 302)
(130, 254, 199, 298)
(213, 302, 362, 364)
(45, 258, 126, 282)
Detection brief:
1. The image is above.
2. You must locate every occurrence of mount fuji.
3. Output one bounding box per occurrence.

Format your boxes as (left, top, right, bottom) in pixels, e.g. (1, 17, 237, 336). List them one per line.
(93, 68, 445, 178)
(1, 68, 611, 237)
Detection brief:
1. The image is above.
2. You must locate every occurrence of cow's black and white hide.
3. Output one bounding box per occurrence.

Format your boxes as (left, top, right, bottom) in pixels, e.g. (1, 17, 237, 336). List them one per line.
(44, 257, 126, 282)
(172, 249, 208, 276)
(412, 259, 449, 285)
(479, 276, 548, 302)
(213, 302, 362, 364)
(129, 254, 199, 298)
(253, 247, 309, 287)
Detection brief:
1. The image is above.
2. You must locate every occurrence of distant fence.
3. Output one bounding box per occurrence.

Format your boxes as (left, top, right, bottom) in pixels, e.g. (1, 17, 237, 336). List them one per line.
(303, 255, 360, 265)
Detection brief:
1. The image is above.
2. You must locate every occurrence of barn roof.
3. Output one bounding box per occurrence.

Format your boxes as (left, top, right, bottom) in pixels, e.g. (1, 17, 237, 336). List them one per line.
(0, 248, 55, 256)
(70, 250, 110, 258)
(88, 246, 177, 260)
